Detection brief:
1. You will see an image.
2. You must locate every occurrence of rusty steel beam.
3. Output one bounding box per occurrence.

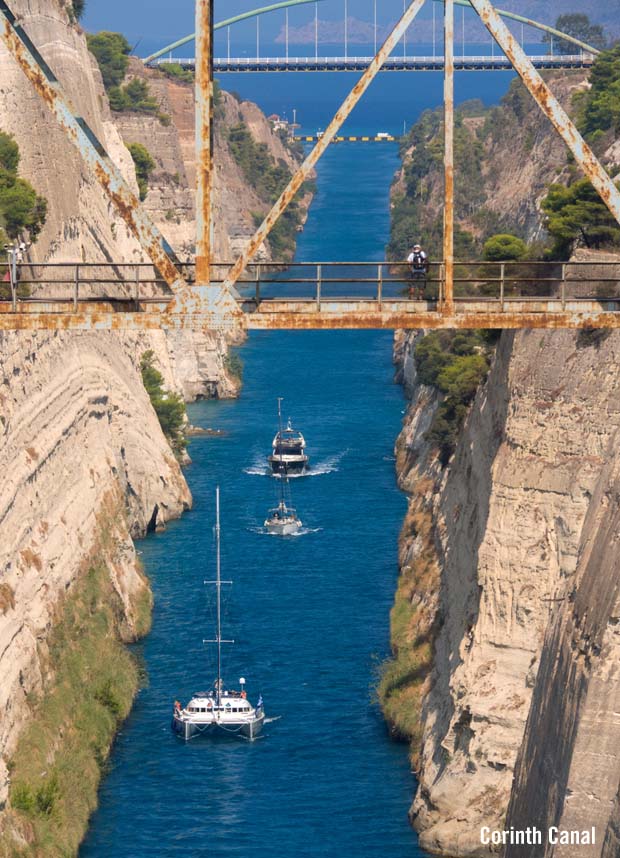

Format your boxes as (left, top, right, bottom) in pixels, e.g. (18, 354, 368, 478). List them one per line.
(443, 0, 454, 312)
(195, 0, 214, 285)
(468, 0, 620, 227)
(221, 0, 428, 294)
(0, 1, 187, 294)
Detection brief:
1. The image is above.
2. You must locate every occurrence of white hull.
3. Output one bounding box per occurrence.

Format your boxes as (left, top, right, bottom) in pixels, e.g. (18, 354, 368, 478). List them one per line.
(264, 518, 302, 535)
(172, 710, 265, 740)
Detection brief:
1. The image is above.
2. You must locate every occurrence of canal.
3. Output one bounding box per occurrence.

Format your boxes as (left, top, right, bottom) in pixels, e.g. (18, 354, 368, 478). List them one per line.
(81, 69, 512, 857)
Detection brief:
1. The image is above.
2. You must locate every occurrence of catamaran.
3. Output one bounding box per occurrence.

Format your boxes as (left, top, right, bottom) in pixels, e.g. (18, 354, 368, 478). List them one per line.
(267, 397, 309, 476)
(171, 488, 265, 740)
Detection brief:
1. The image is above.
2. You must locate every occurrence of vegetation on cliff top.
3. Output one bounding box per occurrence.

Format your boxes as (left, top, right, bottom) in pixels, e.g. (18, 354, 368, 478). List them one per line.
(2, 559, 145, 857)
(87, 32, 170, 124)
(140, 351, 187, 457)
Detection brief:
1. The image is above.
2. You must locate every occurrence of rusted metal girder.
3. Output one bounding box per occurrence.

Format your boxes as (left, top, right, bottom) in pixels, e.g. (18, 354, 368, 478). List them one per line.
(443, 0, 454, 312)
(5, 301, 620, 331)
(221, 0, 428, 295)
(0, 1, 187, 294)
(468, 0, 620, 228)
(195, 0, 213, 285)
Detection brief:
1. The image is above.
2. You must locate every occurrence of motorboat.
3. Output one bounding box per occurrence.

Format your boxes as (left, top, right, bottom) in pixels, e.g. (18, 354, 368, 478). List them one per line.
(267, 397, 309, 475)
(171, 488, 265, 740)
(264, 495, 302, 536)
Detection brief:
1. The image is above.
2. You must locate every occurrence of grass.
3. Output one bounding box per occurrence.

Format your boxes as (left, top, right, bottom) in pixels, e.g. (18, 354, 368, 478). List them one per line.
(0, 561, 144, 857)
(377, 498, 440, 770)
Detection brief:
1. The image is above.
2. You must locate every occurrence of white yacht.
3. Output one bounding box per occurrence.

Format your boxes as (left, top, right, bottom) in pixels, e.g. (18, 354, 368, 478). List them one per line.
(264, 494, 302, 536)
(267, 398, 309, 476)
(172, 488, 265, 740)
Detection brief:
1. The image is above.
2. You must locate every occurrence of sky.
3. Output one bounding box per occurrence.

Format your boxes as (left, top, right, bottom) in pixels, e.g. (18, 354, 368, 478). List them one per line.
(83, 1, 424, 45)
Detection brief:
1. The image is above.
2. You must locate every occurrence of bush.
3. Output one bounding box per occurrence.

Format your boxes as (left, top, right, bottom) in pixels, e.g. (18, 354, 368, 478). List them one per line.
(224, 350, 243, 382)
(414, 331, 496, 464)
(140, 351, 187, 456)
(127, 142, 155, 201)
(0, 132, 47, 240)
(86, 32, 131, 90)
(579, 45, 620, 138)
(482, 233, 527, 262)
(542, 178, 620, 257)
(543, 14, 607, 54)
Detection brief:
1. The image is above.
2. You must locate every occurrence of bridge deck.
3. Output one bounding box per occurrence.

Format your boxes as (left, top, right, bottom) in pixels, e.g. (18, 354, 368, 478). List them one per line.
(2, 260, 619, 330)
(152, 54, 596, 73)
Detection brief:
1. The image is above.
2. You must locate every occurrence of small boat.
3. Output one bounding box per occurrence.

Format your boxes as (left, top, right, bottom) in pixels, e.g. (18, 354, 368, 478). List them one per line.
(264, 476, 302, 536)
(267, 397, 309, 476)
(172, 488, 265, 740)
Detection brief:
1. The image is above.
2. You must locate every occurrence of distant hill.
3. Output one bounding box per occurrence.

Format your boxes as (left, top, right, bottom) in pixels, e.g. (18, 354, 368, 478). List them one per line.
(276, 4, 617, 48)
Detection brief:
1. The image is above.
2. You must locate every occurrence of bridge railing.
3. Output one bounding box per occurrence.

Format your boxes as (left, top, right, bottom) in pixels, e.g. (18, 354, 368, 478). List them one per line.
(2, 260, 620, 311)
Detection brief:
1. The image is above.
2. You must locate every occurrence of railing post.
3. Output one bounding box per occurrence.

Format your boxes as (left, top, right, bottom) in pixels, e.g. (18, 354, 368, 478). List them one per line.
(134, 264, 140, 307)
(561, 262, 566, 310)
(439, 262, 445, 304)
(500, 262, 505, 311)
(8, 249, 16, 312)
(377, 263, 383, 308)
(255, 263, 261, 305)
(74, 263, 79, 311)
(316, 264, 322, 311)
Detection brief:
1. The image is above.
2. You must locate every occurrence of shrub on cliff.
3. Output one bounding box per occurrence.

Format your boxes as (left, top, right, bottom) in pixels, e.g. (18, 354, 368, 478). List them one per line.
(86, 31, 131, 89)
(542, 178, 620, 257)
(415, 331, 496, 464)
(482, 233, 527, 262)
(0, 131, 47, 244)
(578, 45, 620, 138)
(127, 143, 156, 201)
(140, 351, 187, 457)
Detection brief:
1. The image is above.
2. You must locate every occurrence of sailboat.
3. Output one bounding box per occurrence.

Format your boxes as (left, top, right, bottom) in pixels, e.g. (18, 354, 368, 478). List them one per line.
(267, 398, 309, 476)
(172, 488, 265, 740)
(264, 475, 303, 536)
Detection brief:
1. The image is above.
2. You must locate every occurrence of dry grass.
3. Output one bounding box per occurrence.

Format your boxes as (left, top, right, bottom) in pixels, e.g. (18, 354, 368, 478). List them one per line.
(19, 549, 42, 572)
(0, 582, 15, 614)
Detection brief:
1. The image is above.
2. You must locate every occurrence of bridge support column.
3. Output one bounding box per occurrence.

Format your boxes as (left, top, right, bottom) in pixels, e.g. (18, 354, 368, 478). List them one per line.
(443, 0, 455, 314)
(196, 0, 214, 286)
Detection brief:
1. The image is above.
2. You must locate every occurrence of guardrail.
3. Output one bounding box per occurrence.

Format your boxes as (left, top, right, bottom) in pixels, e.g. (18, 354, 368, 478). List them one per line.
(151, 53, 596, 71)
(2, 260, 620, 313)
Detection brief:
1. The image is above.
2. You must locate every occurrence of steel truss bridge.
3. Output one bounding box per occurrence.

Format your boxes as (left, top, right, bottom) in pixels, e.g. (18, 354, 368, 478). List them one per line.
(3, 261, 620, 331)
(152, 54, 596, 73)
(0, 0, 618, 332)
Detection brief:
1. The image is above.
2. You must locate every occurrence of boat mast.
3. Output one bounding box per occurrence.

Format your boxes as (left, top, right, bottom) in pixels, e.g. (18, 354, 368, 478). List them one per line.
(277, 397, 286, 505)
(215, 486, 222, 704)
(204, 487, 233, 705)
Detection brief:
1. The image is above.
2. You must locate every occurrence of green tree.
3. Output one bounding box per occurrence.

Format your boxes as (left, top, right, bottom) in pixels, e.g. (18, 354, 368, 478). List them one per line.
(140, 351, 187, 456)
(86, 32, 131, 90)
(542, 178, 620, 257)
(127, 143, 156, 201)
(0, 133, 19, 173)
(543, 14, 607, 53)
(72, 0, 86, 21)
(579, 45, 620, 137)
(482, 233, 527, 261)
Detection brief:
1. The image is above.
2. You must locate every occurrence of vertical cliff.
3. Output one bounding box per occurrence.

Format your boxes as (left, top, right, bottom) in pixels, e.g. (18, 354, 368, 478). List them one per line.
(393, 328, 620, 856)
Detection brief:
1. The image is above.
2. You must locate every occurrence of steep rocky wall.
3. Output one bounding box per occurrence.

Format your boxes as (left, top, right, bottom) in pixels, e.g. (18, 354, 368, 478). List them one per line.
(113, 59, 307, 262)
(394, 329, 620, 856)
(0, 330, 191, 816)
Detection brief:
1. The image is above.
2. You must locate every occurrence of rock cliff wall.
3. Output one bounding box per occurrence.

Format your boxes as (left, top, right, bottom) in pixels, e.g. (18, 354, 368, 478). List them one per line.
(394, 327, 620, 857)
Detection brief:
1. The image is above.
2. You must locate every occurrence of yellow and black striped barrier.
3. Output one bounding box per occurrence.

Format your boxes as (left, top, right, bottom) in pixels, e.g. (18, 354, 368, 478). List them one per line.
(294, 135, 401, 144)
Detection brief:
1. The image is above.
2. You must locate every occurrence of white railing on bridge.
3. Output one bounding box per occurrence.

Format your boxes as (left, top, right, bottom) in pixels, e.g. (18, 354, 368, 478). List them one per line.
(152, 54, 596, 69)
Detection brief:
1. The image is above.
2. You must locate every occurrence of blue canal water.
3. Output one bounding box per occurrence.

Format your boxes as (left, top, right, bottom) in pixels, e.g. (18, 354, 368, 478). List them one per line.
(81, 71, 512, 857)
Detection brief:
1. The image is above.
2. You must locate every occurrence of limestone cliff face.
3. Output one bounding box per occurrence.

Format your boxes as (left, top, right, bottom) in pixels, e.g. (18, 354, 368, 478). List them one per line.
(394, 328, 620, 857)
(113, 59, 307, 262)
(0, 330, 191, 813)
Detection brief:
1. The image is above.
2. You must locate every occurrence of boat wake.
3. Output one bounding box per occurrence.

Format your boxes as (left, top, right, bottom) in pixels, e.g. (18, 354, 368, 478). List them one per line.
(248, 525, 322, 537)
(244, 450, 348, 478)
(264, 716, 282, 724)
